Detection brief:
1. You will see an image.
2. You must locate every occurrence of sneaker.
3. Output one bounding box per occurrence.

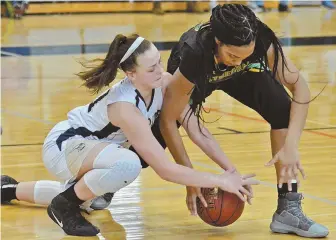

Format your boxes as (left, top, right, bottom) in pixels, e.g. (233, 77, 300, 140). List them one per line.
(90, 192, 114, 210)
(270, 192, 329, 238)
(47, 195, 100, 236)
(1, 175, 18, 203)
(278, 3, 289, 12)
(322, 0, 335, 9)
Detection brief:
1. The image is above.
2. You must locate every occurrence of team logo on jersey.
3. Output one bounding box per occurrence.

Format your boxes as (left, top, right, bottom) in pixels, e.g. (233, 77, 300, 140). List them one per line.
(75, 143, 86, 152)
(193, 23, 202, 31)
(209, 62, 266, 83)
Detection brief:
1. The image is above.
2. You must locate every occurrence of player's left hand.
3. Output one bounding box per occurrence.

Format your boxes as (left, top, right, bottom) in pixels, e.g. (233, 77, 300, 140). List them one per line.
(264, 143, 306, 190)
(186, 186, 208, 216)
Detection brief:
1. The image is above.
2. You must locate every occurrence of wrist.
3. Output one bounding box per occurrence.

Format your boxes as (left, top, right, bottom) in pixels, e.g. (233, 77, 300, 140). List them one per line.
(285, 136, 299, 148)
(225, 166, 236, 172)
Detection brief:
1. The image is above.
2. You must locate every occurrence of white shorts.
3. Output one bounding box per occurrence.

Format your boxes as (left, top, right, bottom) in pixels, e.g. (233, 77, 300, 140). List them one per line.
(42, 120, 113, 183)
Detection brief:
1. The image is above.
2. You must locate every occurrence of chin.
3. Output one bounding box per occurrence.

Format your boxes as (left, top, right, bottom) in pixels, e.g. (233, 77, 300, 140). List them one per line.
(152, 78, 163, 88)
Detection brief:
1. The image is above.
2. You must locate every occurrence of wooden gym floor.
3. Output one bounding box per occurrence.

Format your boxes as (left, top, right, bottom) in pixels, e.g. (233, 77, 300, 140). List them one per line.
(1, 7, 336, 240)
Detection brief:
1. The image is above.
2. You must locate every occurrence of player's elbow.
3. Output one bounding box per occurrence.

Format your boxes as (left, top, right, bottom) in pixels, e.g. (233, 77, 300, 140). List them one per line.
(293, 76, 311, 101)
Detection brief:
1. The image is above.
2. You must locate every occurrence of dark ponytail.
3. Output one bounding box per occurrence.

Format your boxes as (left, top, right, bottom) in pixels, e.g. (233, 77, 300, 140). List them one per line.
(76, 33, 152, 94)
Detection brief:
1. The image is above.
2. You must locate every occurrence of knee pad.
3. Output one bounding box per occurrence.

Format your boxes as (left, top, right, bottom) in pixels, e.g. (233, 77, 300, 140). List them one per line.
(92, 144, 140, 169)
(84, 146, 142, 196)
(34, 180, 62, 205)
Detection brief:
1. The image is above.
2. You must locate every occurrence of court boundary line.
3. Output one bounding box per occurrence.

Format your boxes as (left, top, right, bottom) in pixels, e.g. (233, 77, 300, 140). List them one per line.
(0, 50, 23, 57)
(206, 107, 336, 139)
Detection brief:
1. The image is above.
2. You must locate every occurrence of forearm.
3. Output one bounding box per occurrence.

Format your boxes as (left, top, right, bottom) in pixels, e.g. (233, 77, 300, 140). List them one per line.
(195, 136, 235, 170)
(181, 107, 235, 170)
(190, 128, 235, 170)
(286, 76, 310, 146)
(164, 161, 222, 188)
(134, 139, 221, 188)
(160, 117, 193, 168)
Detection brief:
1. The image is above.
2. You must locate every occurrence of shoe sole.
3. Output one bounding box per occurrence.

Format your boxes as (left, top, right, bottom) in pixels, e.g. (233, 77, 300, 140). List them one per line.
(270, 220, 329, 238)
(90, 201, 110, 210)
(90, 196, 112, 210)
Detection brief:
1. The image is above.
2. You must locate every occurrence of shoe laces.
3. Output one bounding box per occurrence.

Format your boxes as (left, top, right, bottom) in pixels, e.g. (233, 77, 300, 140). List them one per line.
(288, 195, 314, 225)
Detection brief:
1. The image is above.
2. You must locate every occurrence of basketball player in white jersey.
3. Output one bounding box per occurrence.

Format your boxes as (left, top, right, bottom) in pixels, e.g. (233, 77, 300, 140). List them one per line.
(1, 34, 259, 236)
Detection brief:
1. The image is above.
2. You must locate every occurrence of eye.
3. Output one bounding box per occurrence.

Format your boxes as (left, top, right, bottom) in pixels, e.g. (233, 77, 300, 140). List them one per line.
(229, 54, 238, 59)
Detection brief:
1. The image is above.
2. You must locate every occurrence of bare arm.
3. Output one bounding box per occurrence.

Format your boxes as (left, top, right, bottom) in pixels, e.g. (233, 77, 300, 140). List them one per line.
(179, 105, 236, 171)
(108, 102, 223, 188)
(160, 68, 195, 168)
(267, 44, 311, 147)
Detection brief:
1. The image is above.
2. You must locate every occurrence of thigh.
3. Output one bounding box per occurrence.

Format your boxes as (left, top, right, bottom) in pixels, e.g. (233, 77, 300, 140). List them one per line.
(219, 72, 291, 129)
(43, 136, 108, 182)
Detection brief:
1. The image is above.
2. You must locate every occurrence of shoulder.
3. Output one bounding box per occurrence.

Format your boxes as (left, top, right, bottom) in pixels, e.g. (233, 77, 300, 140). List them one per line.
(107, 78, 137, 104)
(178, 24, 208, 58)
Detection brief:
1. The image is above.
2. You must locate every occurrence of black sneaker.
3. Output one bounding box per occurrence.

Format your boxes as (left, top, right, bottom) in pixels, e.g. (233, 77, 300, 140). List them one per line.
(1, 175, 18, 203)
(47, 195, 100, 236)
(90, 192, 114, 210)
(278, 3, 289, 12)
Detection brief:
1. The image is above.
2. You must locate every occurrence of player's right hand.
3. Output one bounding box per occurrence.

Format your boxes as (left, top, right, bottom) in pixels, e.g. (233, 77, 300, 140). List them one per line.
(218, 171, 259, 202)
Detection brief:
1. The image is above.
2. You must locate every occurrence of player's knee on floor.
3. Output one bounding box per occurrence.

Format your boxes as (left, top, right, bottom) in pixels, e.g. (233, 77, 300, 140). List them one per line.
(84, 144, 142, 196)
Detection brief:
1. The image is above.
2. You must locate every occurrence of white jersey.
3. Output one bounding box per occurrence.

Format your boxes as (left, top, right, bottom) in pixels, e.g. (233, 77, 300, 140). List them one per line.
(50, 77, 163, 150)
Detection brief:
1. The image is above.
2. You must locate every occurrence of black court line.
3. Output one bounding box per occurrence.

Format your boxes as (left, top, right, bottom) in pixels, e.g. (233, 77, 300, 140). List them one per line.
(217, 127, 243, 134)
(4, 126, 334, 147)
(1, 143, 44, 147)
(1, 36, 336, 57)
(217, 126, 336, 135)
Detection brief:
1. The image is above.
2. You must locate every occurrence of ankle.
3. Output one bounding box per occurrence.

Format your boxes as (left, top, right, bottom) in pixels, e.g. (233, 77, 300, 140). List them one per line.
(277, 181, 298, 199)
(59, 184, 84, 205)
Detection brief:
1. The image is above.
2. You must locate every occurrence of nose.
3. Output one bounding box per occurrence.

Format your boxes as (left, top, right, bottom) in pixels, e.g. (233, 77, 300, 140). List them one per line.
(158, 63, 164, 74)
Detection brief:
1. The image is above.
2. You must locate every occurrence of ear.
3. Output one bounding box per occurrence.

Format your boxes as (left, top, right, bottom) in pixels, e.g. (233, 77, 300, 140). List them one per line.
(215, 37, 222, 46)
(125, 70, 136, 81)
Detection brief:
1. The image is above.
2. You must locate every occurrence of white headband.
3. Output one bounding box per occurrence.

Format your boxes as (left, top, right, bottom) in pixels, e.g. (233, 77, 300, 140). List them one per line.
(120, 37, 145, 64)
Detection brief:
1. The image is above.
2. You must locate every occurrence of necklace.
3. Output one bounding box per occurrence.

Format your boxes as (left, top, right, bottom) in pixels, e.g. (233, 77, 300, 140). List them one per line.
(213, 55, 227, 72)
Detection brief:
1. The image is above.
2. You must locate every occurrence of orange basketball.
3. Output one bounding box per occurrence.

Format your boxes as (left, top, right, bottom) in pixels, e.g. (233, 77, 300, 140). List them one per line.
(196, 188, 245, 227)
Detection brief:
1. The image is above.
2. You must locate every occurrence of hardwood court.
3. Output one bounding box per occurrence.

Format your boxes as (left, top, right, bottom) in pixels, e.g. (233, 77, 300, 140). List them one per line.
(1, 7, 336, 240)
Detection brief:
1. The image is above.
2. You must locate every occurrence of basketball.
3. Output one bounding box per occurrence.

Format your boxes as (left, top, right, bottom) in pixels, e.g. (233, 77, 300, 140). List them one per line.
(196, 188, 245, 227)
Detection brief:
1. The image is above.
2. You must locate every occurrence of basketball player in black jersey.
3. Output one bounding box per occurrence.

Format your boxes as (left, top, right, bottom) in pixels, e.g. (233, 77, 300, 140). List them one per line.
(159, 4, 328, 238)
